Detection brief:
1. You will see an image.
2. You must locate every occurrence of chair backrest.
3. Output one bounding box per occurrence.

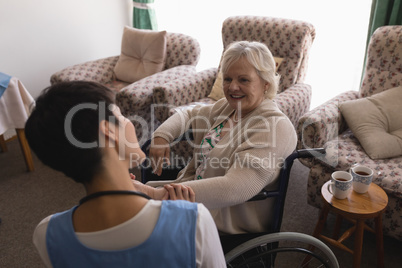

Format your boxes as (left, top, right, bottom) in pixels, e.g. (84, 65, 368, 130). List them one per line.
(164, 32, 201, 70)
(360, 25, 402, 98)
(221, 16, 315, 93)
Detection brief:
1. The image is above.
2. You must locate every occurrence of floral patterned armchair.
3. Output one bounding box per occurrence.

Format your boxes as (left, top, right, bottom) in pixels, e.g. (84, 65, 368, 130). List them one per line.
(50, 32, 201, 143)
(297, 26, 402, 241)
(152, 16, 316, 128)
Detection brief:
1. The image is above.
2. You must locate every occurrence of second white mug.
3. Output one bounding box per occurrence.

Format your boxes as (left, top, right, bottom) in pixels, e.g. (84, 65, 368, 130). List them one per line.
(350, 165, 374, 194)
(328, 171, 353, 199)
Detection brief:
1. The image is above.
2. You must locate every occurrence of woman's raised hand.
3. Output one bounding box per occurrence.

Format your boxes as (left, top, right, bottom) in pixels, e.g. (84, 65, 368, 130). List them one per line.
(149, 137, 170, 176)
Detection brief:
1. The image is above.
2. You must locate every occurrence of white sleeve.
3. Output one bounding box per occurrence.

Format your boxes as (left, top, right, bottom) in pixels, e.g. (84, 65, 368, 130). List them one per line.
(32, 215, 53, 268)
(195, 204, 226, 268)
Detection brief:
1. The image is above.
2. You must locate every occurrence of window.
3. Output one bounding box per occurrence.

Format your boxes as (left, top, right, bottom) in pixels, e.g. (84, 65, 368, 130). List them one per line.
(155, 0, 371, 108)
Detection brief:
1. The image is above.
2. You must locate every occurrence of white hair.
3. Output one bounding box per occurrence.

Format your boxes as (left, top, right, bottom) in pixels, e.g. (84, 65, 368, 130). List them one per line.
(221, 41, 280, 99)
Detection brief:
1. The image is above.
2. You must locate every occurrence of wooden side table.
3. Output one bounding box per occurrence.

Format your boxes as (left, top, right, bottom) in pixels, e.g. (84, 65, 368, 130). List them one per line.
(0, 130, 34, 172)
(0, 76, 35, 172)
(313, 181, 388, 268)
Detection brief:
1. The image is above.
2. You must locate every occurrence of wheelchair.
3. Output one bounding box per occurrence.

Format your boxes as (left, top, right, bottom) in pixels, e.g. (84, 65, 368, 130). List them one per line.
(141, 132, 339, 268)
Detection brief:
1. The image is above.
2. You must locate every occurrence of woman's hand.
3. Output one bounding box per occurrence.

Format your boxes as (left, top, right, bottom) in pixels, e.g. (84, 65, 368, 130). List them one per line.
(130, 174, 169, 200)
(164, 184, 195, 202)
(149, 137, 170, 176)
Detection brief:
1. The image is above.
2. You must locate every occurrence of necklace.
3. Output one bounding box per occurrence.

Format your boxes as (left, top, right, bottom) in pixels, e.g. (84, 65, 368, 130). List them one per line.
(232, 110, 240, 123)
(79, 190, 151, 205)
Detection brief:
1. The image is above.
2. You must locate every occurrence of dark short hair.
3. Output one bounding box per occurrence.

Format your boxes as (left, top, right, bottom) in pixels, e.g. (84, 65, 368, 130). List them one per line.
(25, 81, 117, 183)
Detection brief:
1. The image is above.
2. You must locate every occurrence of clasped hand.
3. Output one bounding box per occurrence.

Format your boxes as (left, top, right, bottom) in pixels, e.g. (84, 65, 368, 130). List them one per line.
(131, 174, 195, 202)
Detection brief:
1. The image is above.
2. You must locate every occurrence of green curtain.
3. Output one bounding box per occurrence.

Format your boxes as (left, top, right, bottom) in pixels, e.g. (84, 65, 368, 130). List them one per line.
(361, 0, 401, 83)
(366, 0, 402, 39)
(133, 0, 157, 30)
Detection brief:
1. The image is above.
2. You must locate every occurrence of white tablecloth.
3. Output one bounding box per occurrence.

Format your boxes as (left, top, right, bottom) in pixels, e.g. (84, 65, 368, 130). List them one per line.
(0, 77, 35, 136)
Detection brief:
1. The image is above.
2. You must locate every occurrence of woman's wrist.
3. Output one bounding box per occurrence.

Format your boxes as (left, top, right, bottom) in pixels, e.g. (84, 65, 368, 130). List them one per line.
(153, 187, 168, 200)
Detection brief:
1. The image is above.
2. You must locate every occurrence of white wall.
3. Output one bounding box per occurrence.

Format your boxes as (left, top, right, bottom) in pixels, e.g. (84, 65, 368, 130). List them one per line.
(0, 0, 372, 109)
(156, 0, 372, 109)
(0, 0, 132, 98)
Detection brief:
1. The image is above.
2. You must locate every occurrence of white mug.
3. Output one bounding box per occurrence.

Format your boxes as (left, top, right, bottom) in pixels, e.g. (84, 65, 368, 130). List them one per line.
(350, 165, 373, 194)
(328, 171, 353, 199)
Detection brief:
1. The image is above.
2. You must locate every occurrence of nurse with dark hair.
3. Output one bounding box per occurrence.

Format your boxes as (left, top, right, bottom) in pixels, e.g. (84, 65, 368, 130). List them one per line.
(25, 81, 225, 268)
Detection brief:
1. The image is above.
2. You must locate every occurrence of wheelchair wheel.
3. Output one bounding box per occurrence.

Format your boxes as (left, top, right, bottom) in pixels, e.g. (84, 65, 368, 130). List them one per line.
(225, 232, 339, 268)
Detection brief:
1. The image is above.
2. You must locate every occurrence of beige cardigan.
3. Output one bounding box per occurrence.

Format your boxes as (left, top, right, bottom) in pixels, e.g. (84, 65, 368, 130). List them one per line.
(148, 98, 297, 234)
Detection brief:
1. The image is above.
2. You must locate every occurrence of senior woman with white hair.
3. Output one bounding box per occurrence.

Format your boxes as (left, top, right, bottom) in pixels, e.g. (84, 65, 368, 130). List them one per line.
(136, 40, 297, 235)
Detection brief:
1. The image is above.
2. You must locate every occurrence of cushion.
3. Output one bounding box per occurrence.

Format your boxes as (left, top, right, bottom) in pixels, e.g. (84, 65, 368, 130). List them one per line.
(114, 26, 167, 83)
(339, 86, 402, 159)
(208, 57, 284, 101)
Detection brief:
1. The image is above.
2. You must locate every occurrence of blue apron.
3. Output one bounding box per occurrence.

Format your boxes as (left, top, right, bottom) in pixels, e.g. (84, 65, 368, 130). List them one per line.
(46, 200, 197, 267)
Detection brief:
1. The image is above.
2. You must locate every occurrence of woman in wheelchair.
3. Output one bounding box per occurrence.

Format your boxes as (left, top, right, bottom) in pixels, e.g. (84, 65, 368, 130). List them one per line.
(136, 41, 297, 236)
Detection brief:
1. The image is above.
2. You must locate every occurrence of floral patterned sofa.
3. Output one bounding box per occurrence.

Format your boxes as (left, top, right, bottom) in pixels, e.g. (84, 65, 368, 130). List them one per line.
(50, 32, 201, 143)
(297, 26, 402, 241)
(152, 16, 316, 129)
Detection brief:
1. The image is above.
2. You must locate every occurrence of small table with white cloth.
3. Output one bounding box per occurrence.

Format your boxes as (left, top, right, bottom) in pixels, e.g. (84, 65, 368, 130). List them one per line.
(0, 72, 35, 172)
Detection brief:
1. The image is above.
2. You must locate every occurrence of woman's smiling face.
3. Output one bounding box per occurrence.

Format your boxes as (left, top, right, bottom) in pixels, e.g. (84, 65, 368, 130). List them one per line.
(223, 57, 269, 116)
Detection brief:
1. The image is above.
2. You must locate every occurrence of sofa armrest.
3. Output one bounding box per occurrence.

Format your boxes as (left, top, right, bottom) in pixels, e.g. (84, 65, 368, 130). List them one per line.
(297, 90, 359, 151)
(116, 65, 198, 119)
(152, 68, 217, 122)
(274, 83, 312, 127)
(165, 32, 201, 69)
(50, 56, 119, 85)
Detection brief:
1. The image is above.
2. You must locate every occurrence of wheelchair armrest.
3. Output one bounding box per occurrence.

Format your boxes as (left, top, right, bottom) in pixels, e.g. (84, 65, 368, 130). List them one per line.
(296, 148, 326, 159)
(247, 190, 277, 201)
(247, 148, 326, 202)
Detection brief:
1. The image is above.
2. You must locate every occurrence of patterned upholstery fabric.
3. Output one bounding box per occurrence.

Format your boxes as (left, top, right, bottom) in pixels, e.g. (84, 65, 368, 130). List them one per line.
(116, 65, 198, 144)
(153, 68, 218, 123)
(297, 26, 402, 241)
(50, 56, 123, 89)
(152, 16, 315, 160)
(50, 32, 201, 142)
(153, 16, 316, 127)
